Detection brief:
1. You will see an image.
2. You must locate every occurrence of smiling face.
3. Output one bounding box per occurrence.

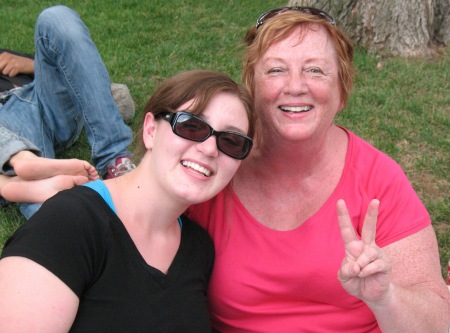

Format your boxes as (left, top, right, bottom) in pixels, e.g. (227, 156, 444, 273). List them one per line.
(144, 92, 249, 205)
(253, 24, 344, 144)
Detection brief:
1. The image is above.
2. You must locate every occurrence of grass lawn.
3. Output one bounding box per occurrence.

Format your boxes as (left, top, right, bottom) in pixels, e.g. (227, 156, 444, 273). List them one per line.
(1, 0, 449, 279)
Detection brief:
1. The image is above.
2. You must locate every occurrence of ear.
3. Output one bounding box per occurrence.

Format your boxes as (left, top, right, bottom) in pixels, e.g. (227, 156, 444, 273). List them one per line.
(143, 112, 158, 150)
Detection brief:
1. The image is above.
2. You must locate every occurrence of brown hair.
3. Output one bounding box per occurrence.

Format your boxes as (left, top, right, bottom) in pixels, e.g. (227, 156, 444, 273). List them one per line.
(242, 10, 355, 107)
(134, 70, 256, 161)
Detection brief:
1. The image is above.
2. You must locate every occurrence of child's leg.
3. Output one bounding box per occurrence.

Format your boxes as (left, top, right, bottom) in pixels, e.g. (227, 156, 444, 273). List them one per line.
(34, 6, 133, 176)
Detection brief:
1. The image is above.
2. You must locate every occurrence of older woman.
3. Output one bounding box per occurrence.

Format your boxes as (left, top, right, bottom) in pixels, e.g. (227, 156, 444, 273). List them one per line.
(187, 6, 450, 332)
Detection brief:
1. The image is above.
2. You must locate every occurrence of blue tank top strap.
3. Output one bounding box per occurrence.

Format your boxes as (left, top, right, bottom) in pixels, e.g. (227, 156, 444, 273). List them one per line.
(84, 180, 182, 228)
(83, 180, 117, 214)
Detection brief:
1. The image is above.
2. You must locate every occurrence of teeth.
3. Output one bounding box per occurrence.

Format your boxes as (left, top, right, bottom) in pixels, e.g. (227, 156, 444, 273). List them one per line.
(280, 106, 312, 112)
(181, 161, 211, 177)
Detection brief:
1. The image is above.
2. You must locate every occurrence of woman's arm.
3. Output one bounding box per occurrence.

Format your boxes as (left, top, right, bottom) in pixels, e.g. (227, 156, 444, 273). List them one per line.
(372, 226, 450, 332)
(0, 256, 79, 333)
(337, 199, 450, 332)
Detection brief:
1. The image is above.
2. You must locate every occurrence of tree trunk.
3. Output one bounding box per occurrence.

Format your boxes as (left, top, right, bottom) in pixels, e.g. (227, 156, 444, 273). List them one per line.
(287, 0, 449, 57)
(433, 0, 450, 45)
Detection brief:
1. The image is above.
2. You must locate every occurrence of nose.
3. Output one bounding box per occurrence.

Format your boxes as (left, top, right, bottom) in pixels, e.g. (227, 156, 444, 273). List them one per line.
(195, 136, 219, 158)
(284, 71, 308, 96)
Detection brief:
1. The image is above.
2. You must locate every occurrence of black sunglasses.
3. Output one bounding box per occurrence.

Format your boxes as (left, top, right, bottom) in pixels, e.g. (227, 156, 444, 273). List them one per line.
(157, 111, 253, 160)
(256, 6, 336, 29)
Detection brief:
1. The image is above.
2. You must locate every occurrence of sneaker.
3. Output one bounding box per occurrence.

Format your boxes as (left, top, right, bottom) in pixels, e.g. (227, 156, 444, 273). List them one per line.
(104, 156, 136, 179)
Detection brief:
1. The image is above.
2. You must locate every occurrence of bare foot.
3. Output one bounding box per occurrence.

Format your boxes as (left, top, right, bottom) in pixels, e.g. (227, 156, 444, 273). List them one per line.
(1, 175, 90, 203)
(0, 174, 17, 198)
(9, 151, 99, 181)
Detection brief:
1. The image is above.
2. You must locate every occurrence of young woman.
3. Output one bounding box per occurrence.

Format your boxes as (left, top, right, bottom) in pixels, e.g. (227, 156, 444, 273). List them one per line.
(0, 69, 256, 332)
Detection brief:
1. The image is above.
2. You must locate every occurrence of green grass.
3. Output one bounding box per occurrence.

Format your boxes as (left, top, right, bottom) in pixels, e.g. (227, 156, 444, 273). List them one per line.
(1, 1, 449, 279)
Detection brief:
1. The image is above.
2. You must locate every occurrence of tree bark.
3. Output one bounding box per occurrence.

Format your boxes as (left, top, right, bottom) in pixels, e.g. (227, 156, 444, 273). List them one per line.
(287, 0, 449, 57)
(433, 0, 450, 45)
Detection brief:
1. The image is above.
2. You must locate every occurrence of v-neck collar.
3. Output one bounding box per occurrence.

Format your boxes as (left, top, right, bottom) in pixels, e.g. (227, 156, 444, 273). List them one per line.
(113, 213, 192, 288)
(82, 184, 193, 289)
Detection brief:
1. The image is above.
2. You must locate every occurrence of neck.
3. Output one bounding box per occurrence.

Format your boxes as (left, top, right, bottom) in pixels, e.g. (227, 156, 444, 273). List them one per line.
(237, 125, 347, 183)
(105, 168, 187, 232)
(232, 125, 348, 229)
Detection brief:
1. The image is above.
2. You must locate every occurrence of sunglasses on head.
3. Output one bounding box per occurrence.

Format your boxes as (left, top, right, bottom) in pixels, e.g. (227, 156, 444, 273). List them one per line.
(157, 110, 253, 160)
(256, 6, 336, 29)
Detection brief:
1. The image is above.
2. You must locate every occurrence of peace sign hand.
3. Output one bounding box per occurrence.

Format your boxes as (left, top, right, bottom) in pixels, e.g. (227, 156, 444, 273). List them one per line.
(337, 199, 392, 305)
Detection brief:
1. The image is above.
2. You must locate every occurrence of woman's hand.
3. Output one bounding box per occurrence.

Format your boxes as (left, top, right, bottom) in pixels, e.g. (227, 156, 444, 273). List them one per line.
(336, 199, 393, 305)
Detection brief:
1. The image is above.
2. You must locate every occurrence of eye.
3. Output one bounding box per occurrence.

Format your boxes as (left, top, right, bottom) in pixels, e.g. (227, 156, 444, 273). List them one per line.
(267, 67, 284, 74)
(179, 120, 202, 132)
(176, 117, 210, 140)
(306, 67, 324, 75)
(219, 133, 245, 148)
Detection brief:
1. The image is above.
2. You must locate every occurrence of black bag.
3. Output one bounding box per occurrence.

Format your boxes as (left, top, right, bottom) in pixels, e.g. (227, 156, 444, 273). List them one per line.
(0, 49, 35, 92)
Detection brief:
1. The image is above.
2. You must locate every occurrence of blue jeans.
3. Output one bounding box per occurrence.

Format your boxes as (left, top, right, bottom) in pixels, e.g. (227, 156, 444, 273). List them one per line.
(0, 6, 133, 219)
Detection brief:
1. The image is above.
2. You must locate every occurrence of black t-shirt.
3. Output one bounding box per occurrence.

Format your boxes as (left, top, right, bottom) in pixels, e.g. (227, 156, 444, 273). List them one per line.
(1, 186, 214, 332)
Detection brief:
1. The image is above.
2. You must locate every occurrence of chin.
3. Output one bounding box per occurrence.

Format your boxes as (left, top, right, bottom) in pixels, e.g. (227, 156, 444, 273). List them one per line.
(175, 182, 224, 205)
(177, 190, 213, 205)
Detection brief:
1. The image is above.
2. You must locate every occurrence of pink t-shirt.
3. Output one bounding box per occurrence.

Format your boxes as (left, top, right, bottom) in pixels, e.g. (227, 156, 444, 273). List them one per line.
(187, 129, 430, 332)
